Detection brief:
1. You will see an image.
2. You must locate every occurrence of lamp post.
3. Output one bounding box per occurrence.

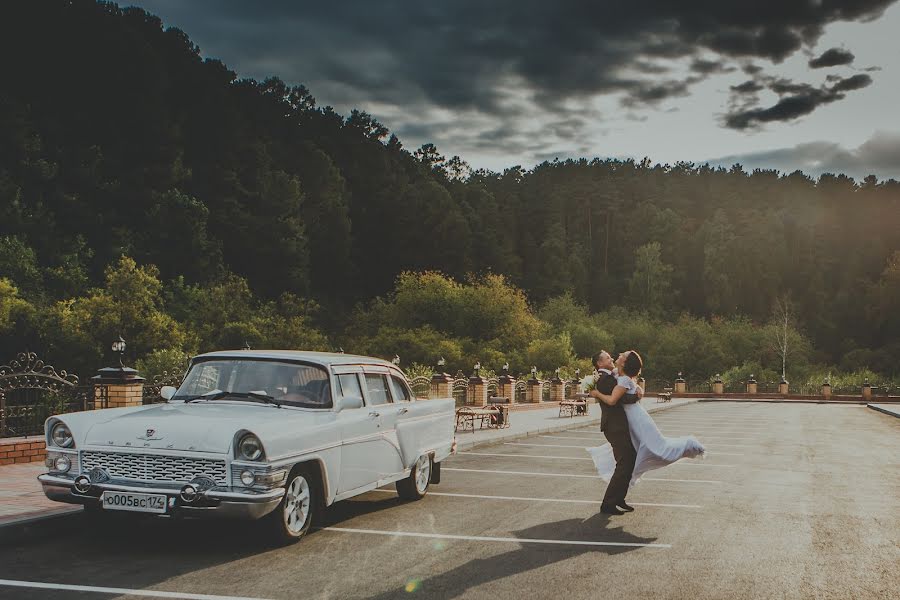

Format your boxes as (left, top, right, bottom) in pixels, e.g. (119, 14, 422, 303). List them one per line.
(92, 336, 144, 409)
(111, 336, 126, 368)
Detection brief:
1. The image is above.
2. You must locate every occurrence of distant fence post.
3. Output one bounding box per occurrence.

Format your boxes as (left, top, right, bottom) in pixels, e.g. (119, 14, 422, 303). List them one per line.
(746, 375, 757, 395)
(862, 379, 872, 401)
(468, 363, 488, 407)
(92, 365, 144, 409)
(821, 380, 832, 399)
(550, 369, 565, 403)
(525, 368, 542, 403)
(712, 374, 724, 395)
(778, 379, 789, 395)
(498, 368, 516, 402)
(674, 372, 686, 394)
(430, 359, 452, 399)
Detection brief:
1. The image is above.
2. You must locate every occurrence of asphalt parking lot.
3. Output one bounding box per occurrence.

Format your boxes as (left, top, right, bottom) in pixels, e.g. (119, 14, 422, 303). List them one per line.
(1, 402, 897, 600)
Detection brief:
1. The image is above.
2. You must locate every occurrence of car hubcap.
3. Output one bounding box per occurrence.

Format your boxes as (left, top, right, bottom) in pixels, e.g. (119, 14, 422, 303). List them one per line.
(284, 475, 310, 534)
(415, 455, 430, 493)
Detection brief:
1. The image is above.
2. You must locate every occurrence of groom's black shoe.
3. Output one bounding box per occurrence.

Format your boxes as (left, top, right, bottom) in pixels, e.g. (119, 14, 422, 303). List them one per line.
(600, 504, 625, 515)
(617, 501, 635, 512)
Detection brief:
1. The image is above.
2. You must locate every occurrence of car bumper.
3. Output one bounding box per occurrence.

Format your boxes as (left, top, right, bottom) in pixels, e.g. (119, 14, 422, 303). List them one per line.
(38, 473, 284, 520)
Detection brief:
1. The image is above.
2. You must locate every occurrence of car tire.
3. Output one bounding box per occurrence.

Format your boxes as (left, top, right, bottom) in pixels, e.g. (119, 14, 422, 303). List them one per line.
(266, 465, 321, 543)
(396, 454, 431, 501)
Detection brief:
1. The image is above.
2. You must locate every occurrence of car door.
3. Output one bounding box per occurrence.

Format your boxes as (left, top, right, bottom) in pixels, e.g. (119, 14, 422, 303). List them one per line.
(361, 368, 405, 478)
(389, 370, 455, 467)
(334, 370, 384, 493)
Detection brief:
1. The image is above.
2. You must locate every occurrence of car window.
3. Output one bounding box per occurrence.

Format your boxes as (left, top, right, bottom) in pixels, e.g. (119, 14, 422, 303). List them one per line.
(338, 374, 363, 401)
(364, 374, 391, 405)
(388, 375, 412, 402)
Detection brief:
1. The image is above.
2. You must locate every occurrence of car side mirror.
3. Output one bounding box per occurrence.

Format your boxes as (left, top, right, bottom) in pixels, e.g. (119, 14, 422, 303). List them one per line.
(335, 395, 363, 412)
(160, 386, 177, 401)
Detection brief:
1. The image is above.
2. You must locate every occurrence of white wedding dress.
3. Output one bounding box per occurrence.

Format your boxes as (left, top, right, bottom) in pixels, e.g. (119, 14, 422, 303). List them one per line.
(587, 400, 706, 487)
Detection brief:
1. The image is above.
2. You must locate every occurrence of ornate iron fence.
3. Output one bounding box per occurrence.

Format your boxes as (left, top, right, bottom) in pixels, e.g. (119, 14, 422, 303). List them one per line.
(408, 375, 431, 399)
(514, 380, 527, 403)
(142, 371, 186, 404)
(0, 352, 92, 438)
(486, 377, 499, 397)
(541, 380, 551, 402)
(452, 375, 469, 407)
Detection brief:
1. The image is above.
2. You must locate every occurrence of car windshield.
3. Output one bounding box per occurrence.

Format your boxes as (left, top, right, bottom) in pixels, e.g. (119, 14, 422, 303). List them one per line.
(173, 359, 332, 409)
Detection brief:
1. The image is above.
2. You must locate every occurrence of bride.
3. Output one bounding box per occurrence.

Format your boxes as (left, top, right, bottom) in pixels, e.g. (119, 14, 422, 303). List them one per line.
(587, 350, 706, 488)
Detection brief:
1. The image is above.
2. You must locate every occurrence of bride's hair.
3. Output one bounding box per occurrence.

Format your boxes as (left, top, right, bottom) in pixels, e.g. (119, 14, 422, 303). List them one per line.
(622, 350, 643, 377)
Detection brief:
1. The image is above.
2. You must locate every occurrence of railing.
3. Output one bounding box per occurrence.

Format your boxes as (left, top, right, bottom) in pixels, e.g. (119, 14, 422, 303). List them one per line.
(142, 371, 185, 404)
(0, 384, 93, 438)
(408, 375, 431, 399)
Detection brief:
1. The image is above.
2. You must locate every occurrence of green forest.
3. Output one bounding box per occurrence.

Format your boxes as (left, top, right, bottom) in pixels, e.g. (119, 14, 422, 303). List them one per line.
(1, 1, 898, 389)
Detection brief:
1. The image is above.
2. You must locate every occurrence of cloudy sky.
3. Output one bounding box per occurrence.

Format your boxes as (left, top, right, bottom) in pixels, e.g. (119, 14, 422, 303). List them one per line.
(133, 0, 900, 180)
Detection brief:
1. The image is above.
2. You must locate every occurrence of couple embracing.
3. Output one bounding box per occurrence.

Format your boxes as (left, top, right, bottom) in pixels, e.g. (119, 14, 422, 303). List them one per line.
(586, 350, 706, 515)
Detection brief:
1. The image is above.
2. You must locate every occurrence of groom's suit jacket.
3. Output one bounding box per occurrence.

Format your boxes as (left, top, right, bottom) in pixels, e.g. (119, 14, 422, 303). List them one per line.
(598, 369, 639, 433)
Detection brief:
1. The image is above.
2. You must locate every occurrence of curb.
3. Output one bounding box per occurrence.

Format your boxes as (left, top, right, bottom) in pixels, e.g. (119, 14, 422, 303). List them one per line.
(456, 399, 698, 452)
(867, 404, 900, 418)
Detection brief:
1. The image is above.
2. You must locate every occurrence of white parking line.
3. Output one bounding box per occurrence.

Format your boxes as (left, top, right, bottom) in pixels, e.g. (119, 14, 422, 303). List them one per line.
(505, 442, 588, 448)
(0, 579, 269, 600)
(466, 451, 594, 461)
(370, 488, 703, 508)
(443, 467, 723, 484)
(541, 435, 605, 441)
(461, 451, 735, 467)
(319, 526, 672, 548)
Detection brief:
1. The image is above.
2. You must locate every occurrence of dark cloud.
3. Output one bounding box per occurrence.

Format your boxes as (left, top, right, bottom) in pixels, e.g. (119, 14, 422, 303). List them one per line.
(732, 80, 765, 94)
(809, 47, 856, 68)
(689, 59, 736, 75)
(724, 74, 874, 130)
(705, 131, 900, 180)
(133, 0, 896, 150)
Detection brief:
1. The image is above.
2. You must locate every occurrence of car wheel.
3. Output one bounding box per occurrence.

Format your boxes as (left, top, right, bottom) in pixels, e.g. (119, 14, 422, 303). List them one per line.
(266, 465, 320, 543)
(396, 454, 431, 501)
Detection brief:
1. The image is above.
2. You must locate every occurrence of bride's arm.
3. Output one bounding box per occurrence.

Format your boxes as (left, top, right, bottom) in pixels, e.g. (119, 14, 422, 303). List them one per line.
(590, 385, 627, 406)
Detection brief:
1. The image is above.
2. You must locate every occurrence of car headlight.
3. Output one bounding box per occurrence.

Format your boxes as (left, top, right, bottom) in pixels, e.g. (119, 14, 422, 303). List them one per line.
(53, 455, 72, 473)
(50, 422, 74, 448)
(238, 434, 264, 461)
(240, 470, 256, 487)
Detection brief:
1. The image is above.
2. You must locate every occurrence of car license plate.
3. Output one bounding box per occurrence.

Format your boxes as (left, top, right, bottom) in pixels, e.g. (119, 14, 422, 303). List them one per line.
(101, 491, 167, 514)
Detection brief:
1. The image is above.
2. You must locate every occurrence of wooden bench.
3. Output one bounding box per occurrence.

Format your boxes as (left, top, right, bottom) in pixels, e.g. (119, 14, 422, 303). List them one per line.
(559, 393, 590, 417)
(455, 405, 510, 433)
(657, 387, 673, 403)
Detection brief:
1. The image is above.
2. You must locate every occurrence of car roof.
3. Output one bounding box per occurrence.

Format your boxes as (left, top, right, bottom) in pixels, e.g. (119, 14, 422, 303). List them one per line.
(192, 349, 397, 368)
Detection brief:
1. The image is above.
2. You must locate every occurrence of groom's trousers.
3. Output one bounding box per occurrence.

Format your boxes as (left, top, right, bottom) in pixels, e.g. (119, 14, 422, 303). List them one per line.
(602, 430, 637, 506)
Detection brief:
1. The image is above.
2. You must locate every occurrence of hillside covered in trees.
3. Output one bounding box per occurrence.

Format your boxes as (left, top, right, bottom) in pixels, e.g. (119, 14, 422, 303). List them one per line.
(1, 1, 898, 383)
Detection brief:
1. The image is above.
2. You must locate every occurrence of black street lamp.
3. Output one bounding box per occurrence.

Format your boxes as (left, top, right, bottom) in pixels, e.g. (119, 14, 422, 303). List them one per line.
(111, 336, 126, 368)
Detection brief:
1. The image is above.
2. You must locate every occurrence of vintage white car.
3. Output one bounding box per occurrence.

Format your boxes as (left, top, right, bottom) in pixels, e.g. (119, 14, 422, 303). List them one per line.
(39, 350, 456, 541)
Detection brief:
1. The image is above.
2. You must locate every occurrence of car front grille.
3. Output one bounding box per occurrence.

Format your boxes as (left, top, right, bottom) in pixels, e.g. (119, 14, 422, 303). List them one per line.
(80, 451, 227, 485)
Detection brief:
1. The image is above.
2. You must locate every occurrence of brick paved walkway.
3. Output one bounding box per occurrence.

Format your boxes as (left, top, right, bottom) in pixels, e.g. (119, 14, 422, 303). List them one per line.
(0, 462, 80, 526)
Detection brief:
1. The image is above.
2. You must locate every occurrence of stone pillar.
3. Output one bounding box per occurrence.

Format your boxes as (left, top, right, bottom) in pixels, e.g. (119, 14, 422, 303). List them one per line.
(498, 374, 516, 403)
(674, 373, 686, 394)
(778, 379, 789, 395)
(712, 374, 724, 395)
(637, 376, 646, 393)
(526, 374, 542, 403)
(746, 376, 757, 395)
(821, 381, 832, 399)
(862, 380, 872, 401)
(430, 371, 452, 399)
(550, 375, 565, 403)
(92, 366, 145, 409)
(469, 375, 488, 407)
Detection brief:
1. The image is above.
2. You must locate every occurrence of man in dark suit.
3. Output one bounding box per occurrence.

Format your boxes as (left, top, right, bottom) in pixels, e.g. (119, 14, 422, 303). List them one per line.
(590, 350, 639, 515)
